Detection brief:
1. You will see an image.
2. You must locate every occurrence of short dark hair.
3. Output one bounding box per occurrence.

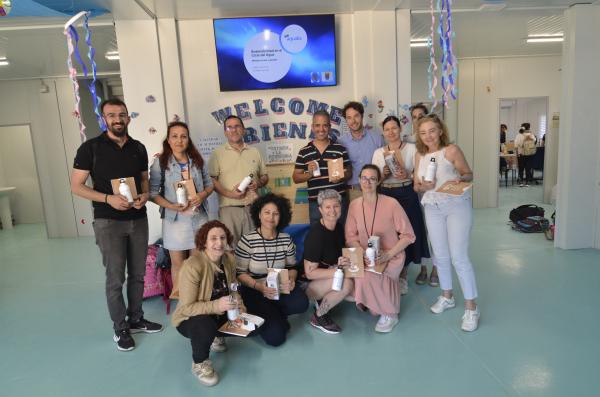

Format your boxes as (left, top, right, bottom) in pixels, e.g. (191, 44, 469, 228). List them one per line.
(342, 101, 364, 118)
(521, 122, 531, 130)
(223, 115, 244, 130)
(500, 124, 507, 129)
(410, 103, 429, 116)
(100, 98, 128, 115)
(312, 110, 331, 123)
(250, 193, 292, 232)
(195, 220, 233, 251)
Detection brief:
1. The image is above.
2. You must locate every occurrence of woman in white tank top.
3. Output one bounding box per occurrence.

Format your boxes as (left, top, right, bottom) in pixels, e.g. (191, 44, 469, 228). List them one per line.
(413, 114, 480, 332)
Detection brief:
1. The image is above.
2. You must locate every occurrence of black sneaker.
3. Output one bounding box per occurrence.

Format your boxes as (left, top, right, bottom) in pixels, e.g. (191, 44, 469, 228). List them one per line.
(129, 318, 163, 334)
(310, 312, 342, 334)
(113, 329, 135, 351)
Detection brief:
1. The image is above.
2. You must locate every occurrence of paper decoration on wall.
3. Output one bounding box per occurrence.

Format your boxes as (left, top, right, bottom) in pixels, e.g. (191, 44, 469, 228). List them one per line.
(368, 113, 373, 119)
(364, 123, 373, 131)
(64, 11, 105, 142)
(0, 0, 11, 16)
(80, 218, 86, 224)
(399, 104, 410, 111)
(386, 109, 396, 117)
(377, 100, 384, 113)
(426, 0, 458, 109)
(145, 95, 156, 103)
(361, 96, 369, 107)
(400, 114, 409, 125)
(148, 127, 157, 135)
(130, 112, 139, 119)
(172, 114, 181, 122)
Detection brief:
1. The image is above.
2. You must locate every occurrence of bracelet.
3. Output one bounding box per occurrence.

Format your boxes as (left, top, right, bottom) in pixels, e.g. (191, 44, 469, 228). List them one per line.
(104, 194, 108, 203)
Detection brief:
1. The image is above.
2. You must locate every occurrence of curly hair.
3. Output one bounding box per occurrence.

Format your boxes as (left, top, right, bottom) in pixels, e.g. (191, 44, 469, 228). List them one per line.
(250, 193, 292, 231)
(342, 101, 364, 118)
(195, 220, 233, 251)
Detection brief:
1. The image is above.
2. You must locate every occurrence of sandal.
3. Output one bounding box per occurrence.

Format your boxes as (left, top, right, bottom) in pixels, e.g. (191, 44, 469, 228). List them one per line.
(429, 273, 440, 287)
(415, 270, 428, 285)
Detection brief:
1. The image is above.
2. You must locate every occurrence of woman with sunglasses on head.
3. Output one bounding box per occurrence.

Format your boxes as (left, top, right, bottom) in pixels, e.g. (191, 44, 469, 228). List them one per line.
(372, 115, 435, 294)
(345, 164, 415, 333)
(413, 114, 480, 332)
(150, 121, 213, 298)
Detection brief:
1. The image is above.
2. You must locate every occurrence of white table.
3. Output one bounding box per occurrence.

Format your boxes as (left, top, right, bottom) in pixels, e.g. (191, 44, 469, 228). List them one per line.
(0, 187, 16, 230)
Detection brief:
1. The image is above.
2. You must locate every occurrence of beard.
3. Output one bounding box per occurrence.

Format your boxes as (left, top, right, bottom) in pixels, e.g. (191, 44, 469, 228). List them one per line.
(107, 122, 128, 137)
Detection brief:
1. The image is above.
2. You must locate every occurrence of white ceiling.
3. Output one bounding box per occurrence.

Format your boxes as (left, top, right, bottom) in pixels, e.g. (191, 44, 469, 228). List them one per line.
(0, 0, 592, 80)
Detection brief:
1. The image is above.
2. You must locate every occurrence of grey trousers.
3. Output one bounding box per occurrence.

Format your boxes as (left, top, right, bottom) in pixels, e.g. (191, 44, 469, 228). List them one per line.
(93, 217, 149, 331)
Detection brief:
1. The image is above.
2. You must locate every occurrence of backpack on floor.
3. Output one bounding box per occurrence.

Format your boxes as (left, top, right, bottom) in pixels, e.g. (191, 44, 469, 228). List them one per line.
(143, 245, 164, 298)
(545, 211, 556, 240)
(509, 204, 545, 223)
(512, 216, 550, 233)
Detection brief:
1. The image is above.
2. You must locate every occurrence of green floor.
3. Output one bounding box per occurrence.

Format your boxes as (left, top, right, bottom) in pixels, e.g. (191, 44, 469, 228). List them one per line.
(1, 184, 599, 397)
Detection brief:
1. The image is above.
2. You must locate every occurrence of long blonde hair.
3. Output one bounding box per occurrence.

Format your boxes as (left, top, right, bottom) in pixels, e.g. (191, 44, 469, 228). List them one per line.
(415, 114, 450, 154)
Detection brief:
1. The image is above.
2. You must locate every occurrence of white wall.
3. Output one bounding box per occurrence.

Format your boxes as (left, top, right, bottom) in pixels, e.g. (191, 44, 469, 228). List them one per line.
(414, 55, 560, 207)
(0, 125, 44, 224)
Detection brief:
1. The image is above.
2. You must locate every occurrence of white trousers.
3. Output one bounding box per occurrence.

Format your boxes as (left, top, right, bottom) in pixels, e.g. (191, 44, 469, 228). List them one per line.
(423, 198, 478, 300)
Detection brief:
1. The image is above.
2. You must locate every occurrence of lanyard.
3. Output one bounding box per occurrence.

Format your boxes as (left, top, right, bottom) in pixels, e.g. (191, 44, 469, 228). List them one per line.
(257, 228, 280, 269)
(362, 194, 379, 238)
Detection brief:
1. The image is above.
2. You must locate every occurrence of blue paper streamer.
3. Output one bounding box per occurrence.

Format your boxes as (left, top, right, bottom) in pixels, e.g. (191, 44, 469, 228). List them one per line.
(83, 14, 105, 130)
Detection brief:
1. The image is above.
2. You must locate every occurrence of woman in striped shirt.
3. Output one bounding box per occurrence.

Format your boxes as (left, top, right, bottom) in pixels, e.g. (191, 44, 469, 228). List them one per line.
(235, 193, 309, 346)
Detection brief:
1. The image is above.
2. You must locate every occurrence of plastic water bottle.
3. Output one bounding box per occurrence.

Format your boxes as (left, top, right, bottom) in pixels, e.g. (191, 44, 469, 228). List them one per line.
(176, 183, 187, 206)
(365, 242, 376, 268)
(237, 173, 253, 192)
(331, 267, 344, 291)
(227, 282, 240, 321)
(312, 160, 321, 177)
(118, 178, 133, 203)
(424, 158, 437, 182)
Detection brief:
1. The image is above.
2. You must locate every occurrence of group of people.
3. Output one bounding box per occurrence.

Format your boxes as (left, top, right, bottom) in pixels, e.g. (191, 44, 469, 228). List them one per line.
(71, 98, 480, 388)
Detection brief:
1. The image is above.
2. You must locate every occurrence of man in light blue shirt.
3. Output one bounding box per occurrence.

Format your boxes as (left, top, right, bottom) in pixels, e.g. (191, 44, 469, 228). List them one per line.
(338, 101, 386, 201)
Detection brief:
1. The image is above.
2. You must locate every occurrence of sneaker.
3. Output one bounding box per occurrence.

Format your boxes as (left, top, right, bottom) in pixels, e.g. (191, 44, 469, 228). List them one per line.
(430, 295, 456, 314)
(415, 270, 428, 285)
(129, 318, 163, 334)
(374, 314, 399, 333)
(210, 336, 227, 353)
(399, 278, 408, 296)
(191, 360, 219, 387)
(113, 329, 135, 352)
(519, 183, 525, 187)
(461, 307, 480, 332)
(310, 312, 342, 334)
(429, 273, 440, 287)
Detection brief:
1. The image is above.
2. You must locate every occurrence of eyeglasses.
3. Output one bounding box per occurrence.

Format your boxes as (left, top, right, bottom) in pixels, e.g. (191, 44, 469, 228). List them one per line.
(225, 125, 244, 131)
(360, 176, 378, 184)
(103, 113, 129, 120)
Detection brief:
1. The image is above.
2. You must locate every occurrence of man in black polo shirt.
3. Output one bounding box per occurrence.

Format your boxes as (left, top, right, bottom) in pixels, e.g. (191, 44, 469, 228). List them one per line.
(293, 110, 351, 224)
(71, 98, 162, 352)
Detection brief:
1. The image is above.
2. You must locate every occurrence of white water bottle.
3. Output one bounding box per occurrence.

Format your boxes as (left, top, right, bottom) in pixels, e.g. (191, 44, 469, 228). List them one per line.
(118, 178, 133, 203)
(176, 183, 188, 206)
(227, 282, 240, 321)
(424, 158, 437, 182)
(365, 242, 376, 268)
(331, 267, 344, 291)
(312, 160, 321, 177)
(237, 173, 253, 192)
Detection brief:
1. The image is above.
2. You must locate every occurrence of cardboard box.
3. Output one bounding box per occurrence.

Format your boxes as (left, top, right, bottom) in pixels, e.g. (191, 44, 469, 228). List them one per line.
(327, 158, 344, 182)
(267, 268, 290, 298)
(110, 177, 139, 200)
(342, 247, 364, 278)
(173, 179, 197, 200)
(218, 313, 265, 337)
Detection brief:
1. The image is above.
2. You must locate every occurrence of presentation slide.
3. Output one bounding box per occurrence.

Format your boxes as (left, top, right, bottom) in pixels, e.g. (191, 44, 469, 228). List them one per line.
(214, 15, 337, 91)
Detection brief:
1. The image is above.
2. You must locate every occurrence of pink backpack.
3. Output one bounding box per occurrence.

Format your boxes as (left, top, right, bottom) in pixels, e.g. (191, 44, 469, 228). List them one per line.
(143, 244, 173, 314)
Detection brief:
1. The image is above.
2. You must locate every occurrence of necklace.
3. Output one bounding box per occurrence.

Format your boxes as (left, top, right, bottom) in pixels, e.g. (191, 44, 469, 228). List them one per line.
(361, 194, 379, 238)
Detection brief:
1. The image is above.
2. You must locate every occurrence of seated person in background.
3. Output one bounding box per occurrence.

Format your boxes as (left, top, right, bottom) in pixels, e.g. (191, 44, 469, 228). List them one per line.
(303, 189, 354, 335)
(236, 193, 309, 346)
(171, 220, 245, 387)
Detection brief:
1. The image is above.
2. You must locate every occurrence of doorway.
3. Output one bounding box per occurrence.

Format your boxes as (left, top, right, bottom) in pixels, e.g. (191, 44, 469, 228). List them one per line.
(0, 124, 45, 231)
(497, 97, 548, 208)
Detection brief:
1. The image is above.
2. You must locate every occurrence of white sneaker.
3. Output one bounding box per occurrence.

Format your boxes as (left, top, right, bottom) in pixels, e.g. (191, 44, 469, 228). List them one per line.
(210, 336, 227, 353)
(461, 307, 480, 332)
(430, 296, 456, 314)
(191, 360, 219, 387)
(399, 278, 408, 296)
(374, 314, 399, 333)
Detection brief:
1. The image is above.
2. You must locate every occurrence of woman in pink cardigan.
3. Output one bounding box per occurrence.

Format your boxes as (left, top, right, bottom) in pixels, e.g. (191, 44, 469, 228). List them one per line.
(345, 164, 415, 333)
